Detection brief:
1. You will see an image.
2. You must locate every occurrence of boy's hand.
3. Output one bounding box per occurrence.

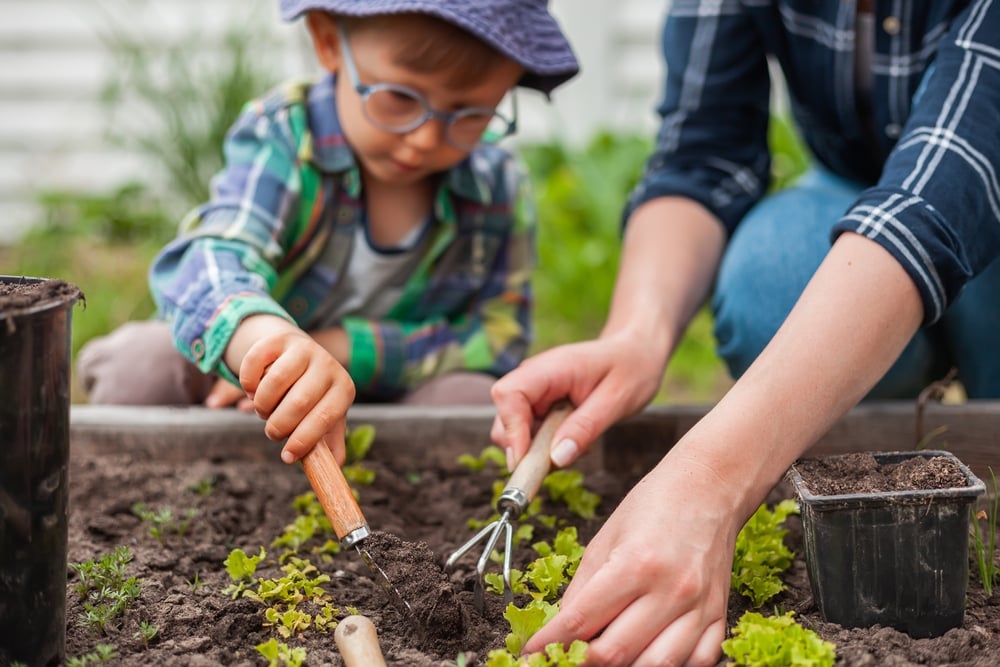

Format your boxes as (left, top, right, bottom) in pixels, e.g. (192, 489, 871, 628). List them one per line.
(227, 315, 355, 464)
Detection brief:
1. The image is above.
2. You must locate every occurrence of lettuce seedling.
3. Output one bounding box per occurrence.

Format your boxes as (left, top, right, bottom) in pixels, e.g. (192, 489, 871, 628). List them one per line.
(731, 499, 799, 607)
(542, 470, 601, 520)
(722, 610, 835, 667)
(222, 546, 266, 599)
(457, 445, 507, 472)
(256, 638, 306, 667)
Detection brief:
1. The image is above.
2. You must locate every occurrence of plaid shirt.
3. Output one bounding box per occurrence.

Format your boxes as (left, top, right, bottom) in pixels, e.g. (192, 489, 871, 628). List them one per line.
(628, 0, 1000, 325)
(151, 76, 536, 398)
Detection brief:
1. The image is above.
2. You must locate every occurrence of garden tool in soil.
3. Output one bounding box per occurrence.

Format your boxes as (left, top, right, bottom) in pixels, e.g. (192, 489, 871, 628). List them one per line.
(335, 614, 387, 667)
(301, 438, 414, 617)
(445, 401, 572, 612)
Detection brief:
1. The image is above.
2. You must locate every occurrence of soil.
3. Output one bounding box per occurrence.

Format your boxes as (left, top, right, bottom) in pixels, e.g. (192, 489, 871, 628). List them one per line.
(0, 277, 83, 320)
(63, 447, 1000, 666)
(792, 452, 969, 496)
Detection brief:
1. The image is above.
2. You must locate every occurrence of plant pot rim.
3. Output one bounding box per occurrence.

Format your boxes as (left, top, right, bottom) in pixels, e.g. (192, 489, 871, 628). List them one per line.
(788, 449, 985, 508)
(0, 275, 82, 322)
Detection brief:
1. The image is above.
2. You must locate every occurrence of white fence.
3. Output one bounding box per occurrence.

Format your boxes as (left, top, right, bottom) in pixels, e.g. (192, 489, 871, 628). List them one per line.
(0, 0, 669, 243)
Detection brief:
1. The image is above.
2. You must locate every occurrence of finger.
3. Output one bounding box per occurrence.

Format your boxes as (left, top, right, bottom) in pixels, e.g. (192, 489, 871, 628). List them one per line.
(264, 362, 333, 442)
(237, 396, 255, 413)
(490, 384, 537, 465)
(577, 598, 689, 667)
(685, 617, 727, 667)
(239, 338, 287, 395)
(523, 551, 636, 652)
(251, 353, 309, 420)
(547, 382, 630, 468)
(204, 378, 245, 409)
(279, 381, 353, 463)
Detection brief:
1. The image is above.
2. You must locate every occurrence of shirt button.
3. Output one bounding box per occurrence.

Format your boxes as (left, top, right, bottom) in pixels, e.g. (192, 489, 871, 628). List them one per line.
(190, 338, 205, 360)
(289, 296, 308, 317)
(885, 123, 903, 139)
(882, 16, 901, 35)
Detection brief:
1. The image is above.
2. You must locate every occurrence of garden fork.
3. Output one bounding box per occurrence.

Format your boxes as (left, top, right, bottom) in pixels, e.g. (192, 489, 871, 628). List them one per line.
(445, 401, 572, 612)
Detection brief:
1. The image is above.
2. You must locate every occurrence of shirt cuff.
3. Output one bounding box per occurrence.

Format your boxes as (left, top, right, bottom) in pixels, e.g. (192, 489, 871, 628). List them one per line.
(200, 294, 296, 385)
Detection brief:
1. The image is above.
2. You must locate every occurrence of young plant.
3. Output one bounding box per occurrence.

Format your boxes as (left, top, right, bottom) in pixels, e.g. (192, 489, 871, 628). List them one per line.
(70, 547, 142, 635)
(131, 502, 198, 541)
(731, 500, 799, 607)
(66, 644, 119, 667)
(134, 620, 159, 647)
(256, 638, 307, 667)
(188, 476, 216, 497)
(342, 424, 377, 486)
(721, 610, 836, 667)
(222, 546, 266, 599)
(970, 467, 999, 596)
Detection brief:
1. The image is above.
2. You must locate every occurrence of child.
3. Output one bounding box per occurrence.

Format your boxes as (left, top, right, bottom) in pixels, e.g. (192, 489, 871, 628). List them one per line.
(77, 0, 578, 464)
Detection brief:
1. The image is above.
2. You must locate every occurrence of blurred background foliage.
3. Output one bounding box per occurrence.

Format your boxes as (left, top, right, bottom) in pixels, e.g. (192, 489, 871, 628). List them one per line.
(0, 17, 810, 404)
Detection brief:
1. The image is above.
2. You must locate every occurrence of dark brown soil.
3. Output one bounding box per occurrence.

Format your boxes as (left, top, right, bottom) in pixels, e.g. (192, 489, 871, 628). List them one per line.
(64, 446, 1000, 666)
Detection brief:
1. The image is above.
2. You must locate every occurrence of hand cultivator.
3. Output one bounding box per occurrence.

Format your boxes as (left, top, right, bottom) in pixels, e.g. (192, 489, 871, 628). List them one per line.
(445, 402, 572, 612)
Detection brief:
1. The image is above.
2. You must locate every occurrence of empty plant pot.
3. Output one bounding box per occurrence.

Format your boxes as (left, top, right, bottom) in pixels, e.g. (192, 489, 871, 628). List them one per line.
(788, 450, 984, 639)
(0, 276, 83, 666)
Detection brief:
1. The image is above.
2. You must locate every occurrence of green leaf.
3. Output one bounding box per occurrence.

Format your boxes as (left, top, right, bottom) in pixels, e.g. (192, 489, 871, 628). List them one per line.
(722, 611, 836, 667)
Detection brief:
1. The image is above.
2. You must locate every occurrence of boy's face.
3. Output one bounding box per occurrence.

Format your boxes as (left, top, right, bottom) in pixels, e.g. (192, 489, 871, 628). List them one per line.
(307, 13, 524, 188)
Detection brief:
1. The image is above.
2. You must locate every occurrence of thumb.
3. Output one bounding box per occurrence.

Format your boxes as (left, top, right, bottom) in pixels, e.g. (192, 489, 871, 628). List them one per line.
(548, 397, 614, 468)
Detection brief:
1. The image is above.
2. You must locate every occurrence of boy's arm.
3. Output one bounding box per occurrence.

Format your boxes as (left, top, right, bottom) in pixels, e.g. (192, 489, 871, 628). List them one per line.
(150, 90, 309, 385)
(330, 162, 536, 397)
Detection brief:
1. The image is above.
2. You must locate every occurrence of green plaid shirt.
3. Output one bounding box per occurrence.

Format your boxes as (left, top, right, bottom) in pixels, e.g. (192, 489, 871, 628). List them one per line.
(151, 76, 536, 398)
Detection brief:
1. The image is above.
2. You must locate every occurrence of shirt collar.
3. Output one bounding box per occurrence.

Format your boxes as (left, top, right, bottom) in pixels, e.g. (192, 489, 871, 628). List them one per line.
(305, 74, 495, 206)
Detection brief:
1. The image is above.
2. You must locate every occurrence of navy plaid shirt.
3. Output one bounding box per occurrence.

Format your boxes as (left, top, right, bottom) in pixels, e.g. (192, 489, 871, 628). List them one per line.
(628, 0, 1000, 324)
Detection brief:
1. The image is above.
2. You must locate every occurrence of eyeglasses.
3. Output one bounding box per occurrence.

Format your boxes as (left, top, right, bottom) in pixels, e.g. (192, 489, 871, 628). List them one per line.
(337, 24, 518, 151)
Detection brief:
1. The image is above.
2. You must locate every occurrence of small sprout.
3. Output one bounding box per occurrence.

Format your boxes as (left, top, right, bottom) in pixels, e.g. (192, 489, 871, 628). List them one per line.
(222, 547, 266, 599)
(131, 502, 198, 542)
(70, 547, 141, 635)
(188, 571, 206, 592)
(134, 620, 158, 646)
(458, 446, 507, 472)
(256, 638, 307, 667)
(188, 477, 216, 497)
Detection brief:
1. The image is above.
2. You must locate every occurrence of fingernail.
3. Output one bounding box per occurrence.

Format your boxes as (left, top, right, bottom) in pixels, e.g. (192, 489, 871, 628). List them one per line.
(551, 438, 578, 468)
(505, 447, 515, 472)
(281, 449, 295, 464)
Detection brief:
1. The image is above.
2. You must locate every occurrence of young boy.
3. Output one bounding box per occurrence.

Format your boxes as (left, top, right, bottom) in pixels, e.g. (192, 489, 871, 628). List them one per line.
(77, 0, 578, 464)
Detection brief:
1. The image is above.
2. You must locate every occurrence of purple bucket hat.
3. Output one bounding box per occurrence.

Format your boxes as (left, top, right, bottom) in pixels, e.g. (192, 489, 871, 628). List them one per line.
(280, 0, 579, 95)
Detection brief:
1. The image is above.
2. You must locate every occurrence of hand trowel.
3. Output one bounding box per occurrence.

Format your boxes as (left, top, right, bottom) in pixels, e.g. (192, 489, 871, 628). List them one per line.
(300, 437, 413, 616)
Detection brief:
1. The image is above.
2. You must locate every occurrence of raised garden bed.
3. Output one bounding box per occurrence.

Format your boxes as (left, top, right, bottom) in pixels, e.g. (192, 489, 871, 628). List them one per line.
(64, 404, 1000, 666)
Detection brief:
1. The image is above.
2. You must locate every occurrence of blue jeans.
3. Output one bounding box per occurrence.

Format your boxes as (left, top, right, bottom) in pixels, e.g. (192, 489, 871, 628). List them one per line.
(711, 168, 1000, 399)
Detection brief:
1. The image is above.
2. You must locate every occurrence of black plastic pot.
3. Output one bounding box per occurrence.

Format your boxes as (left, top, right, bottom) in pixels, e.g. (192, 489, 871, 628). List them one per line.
(0, 276, 82, 667)
(789, 450, 985, 639)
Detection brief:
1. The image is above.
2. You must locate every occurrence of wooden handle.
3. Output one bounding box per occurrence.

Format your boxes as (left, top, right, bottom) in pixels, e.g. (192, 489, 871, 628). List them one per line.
(335, 614, 387, 667)
(505, 401, 573, 500)
(300, 437, 367, 541)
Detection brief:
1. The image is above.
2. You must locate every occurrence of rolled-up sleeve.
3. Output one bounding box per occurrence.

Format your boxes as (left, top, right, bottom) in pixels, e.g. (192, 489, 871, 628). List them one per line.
(624, 0, 772, 233)
(150, 102, 304, 381)
(832, 0, 1000, 325)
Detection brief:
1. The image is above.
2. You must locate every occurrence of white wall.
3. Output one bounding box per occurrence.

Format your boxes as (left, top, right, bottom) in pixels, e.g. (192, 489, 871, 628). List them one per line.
(0, 0, 668, 244)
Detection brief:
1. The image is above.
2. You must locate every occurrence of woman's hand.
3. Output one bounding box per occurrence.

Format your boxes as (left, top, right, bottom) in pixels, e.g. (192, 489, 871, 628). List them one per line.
(523, 453, 739, 666)
(491, 332, 665, 470)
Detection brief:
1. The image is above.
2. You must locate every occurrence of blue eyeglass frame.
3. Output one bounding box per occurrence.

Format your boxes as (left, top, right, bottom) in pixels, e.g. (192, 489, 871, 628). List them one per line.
(336, 23, 518, 148)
